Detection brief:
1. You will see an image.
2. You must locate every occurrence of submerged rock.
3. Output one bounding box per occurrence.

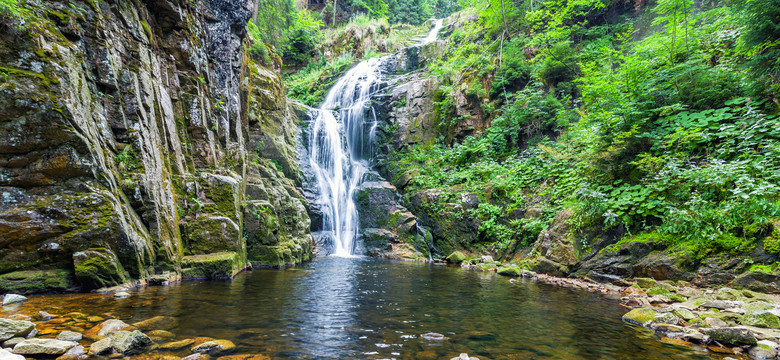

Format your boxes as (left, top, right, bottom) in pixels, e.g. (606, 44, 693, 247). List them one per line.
(85, 319, 134, 338)
(160, 339, 196, 351)
(133, 316, 178, 331)
(421, 333, 446, 341)
(56, 331, 83, 342)
(12, 339, 76, 355)
(191, 340, 236, 356)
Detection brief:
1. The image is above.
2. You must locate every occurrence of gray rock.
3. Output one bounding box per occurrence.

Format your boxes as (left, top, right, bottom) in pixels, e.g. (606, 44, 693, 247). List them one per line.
(705, 317, 728, 328)
(758, 339, 779, 349)
(701, 300, 742, 310)
(182, 354, 210, 360)
(521, 270, 538, 279)
(1, 295, 26, 306)
(12, 339, 76, 355)
(672, 308, 696, 321)
(449, 353, 480, 360)
(107, 330, 153, 355)
(88, 338, 113, 355)
(33, 311, 53, 321)
(1, 338, 24, 349)
(0, 320, 36, 342)
(0, 348, 24, 360)
(654, 312, 679, 325)
(703, 327, 758, 346)
(748, 344, 777, 359)
(56, 330, 83, 342)
(421, 333, 446, 341)
(90, 319, 132, 337)
(190, 340, 235, 356)
(481, 255, 494, 263)
(64, 345, 85, 357)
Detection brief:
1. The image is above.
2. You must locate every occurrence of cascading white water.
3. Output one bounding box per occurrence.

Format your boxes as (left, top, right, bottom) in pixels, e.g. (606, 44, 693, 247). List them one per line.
(309, 20, 443, 257)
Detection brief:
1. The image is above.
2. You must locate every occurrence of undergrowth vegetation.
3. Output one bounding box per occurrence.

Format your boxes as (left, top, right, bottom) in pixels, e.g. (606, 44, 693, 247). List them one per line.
(386, 0, 780, 261)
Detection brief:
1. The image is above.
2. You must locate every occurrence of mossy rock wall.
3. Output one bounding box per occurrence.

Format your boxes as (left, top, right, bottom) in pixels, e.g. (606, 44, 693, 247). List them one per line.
(0, 0, 313, 292)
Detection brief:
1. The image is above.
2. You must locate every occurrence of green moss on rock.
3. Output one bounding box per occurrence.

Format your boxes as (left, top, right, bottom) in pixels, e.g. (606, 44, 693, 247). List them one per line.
(446, 251, 467, 264)
(181, 252, 243, 279)
(73, 248, 130, 290)
(497, 266, 523, 277)
(622, 308, 657, 326)
(0, 270, 75, 294)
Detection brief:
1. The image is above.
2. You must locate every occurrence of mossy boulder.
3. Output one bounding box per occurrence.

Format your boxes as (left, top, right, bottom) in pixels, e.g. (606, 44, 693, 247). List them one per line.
(497, 266, 523, 277)
(635, 277, 658, 289)
(181, 252, 243, 279)
(703, 327, 758, 346)
(646, 287, 671, 296)
(0, 270, 74, 294)
(72, 248, 130, 289)
(743, 312, 780, 329)
(622, 308, 657, 326)
(446, 251, 467, 264)
(107, 330, 153, 355)
(182, 216, 242, 256)
(248, 238, 313, 268)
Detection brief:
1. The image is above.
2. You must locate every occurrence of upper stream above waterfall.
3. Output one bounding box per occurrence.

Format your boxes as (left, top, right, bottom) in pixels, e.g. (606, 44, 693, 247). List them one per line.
(307, 20, 445, 257)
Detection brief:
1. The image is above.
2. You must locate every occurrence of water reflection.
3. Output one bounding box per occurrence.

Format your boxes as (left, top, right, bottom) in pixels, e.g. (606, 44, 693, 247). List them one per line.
(3, 258, 719, 359)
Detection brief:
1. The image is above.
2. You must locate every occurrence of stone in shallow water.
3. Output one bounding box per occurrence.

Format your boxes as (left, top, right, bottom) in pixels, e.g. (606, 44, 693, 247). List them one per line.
(12, 339, 76, 355)
(191, 340, 236, 356)
(420, 333, 445, 341)
(107, 330, 153, 355)
(182, 353, 210, 360)
(33, 311, 53, 321)
(622, 308, 656, 326)
(160, 339, 195, 351)
(85, 319, 133, 338)
(88, 338, 113, 355)
(0, 319, 36, 342)
(1, 295, 27, 306)
(56, 330, 83, 342)
(148, 329, 176, 340)
(133, 316, 177, 331)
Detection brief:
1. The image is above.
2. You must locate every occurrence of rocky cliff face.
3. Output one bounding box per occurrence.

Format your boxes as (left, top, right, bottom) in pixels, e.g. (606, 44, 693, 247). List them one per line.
(0, 0, 312, 293)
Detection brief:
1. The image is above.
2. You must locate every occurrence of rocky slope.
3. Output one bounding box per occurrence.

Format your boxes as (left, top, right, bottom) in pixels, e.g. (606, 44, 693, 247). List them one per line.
(0, 0, 312, 293)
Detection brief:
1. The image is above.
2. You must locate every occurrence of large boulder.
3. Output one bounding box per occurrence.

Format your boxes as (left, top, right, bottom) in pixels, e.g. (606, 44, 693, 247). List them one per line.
(0, 319, 36, 341)
(354, 181, 419, 257)
(181, 252, 243, 279)
(12, 339, 76, 355)
(72, 248, 130, 289)
(704, 327, 758, 346)
(0, 348, 24, 360)
(1, 294, 26, 306)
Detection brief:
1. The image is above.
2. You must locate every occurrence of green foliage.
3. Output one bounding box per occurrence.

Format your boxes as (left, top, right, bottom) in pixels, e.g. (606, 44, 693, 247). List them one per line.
(285, 53, 355, 106)
(737, 0, 780, 95)
(0, 0, 28, 20)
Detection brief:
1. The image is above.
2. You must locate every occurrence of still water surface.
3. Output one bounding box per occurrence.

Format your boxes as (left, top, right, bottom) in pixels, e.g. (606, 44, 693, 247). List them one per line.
(5, 257, 721, 359)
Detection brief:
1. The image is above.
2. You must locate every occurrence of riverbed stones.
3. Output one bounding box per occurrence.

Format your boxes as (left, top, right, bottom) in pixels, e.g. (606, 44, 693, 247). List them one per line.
(2, 337, 24, 349)
(12, 339, 76, 355)
(33, 311, 53, 321)
(85, 319, 134, 338)
(133, 316, 178, 331)
(56, 331, 83, 342)
(88, 338, 113, 355)
(654, 312, 679, 325)
(1, 295, 26, 306)
(0, 319, 36, 341)
(0, 348, 24, 360)
(421, 333, 446, 341)
(704, 327, 757, 346)
(706, 317, 728, 328)
(744, 311, 780, 329)
(622, 308, 656, 325)
(749, 343, 777, 359)
(191, 340, 236, 356)
(107, 330, 153, 355)
(160, 339, 195, 351)
(148, 330, 176, 340)
(449, 353, 479, 360)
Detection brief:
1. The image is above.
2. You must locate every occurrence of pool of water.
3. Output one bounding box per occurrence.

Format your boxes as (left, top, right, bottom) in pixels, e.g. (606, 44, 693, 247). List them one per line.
(4, 257, 720, 359)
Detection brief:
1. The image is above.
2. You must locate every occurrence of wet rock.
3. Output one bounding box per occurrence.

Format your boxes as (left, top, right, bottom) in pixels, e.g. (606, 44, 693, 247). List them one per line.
(0, 319, 36, 341)
(114, 292, 131, 298)
(732, 272, 780, 294)
(420, 333, 446, 341)
(62, 345, 85, 357)
(521, 270, 538, 279)
(748, 344, 777, 359)
(182, 353, 211, 360)
(218, 355, 271, 360)
(56, 331, 83, 342)
(85, 319, 134, 338)
(1, 295, 27, 306)
(743, 311, 780, 329)
(181, 252, 243, 280)
(704, 327, 758, 346)
(701, 300, 742, 310)
(160, 339, 196, 351)
(191, 340, 236, 356)
(0, 348, 24, 360)
(497, 266, 522, 277)
(88, 338, 113, 355)
(672, 307, 696, 321)
(446, 251, 467, 264)
(12, 339, 76, 355)
(622, 308, 657, 326)
(107, 330, 153, 355)
(133, 316, 177, 331)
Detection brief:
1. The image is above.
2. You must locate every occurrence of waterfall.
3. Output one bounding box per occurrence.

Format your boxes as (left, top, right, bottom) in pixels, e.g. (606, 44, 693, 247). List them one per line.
(308, 20, 443, 257)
